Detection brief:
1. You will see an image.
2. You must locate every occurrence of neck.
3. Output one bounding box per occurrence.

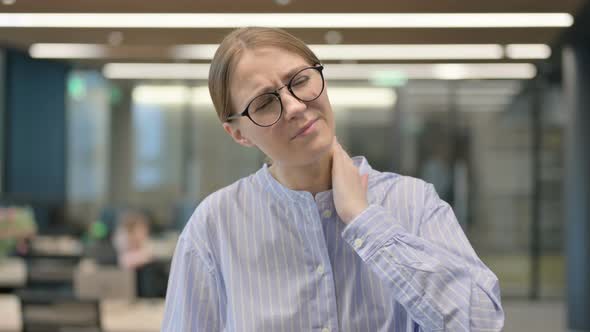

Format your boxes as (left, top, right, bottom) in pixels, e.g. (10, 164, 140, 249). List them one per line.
(268, 153, 333, 196)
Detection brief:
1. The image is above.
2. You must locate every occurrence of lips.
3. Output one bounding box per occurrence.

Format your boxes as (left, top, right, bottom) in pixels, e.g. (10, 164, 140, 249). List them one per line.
(291, 118, 318, 140)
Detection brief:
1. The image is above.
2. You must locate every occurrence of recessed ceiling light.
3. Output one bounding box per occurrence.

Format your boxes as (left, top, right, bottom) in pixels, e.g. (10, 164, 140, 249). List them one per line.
(324, 31, 343, 44)
(108, 31, 124, 46)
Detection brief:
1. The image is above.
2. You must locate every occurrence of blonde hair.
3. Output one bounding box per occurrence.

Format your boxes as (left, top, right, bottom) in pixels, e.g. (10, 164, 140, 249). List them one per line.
(208, 27, 321, 123)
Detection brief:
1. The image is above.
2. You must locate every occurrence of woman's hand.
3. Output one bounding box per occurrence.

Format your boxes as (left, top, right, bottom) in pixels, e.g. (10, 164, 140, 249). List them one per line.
(331, 137, 369, 225)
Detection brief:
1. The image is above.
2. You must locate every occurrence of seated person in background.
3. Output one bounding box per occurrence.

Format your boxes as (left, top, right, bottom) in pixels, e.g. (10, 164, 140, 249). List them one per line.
(112, 210, 153, 270)
(0, 206, 37, 258)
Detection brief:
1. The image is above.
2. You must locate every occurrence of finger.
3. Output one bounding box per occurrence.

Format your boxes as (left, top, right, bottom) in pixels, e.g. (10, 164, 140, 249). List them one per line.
(339, 143, 352, 160)
(362, 174, 369, 191)
(333, 140, 351, 160)
(332, 139, 346, 162)
(331, 139, 341, 176)
(332, 144, 341, 167)
(332, 136, 342, 157)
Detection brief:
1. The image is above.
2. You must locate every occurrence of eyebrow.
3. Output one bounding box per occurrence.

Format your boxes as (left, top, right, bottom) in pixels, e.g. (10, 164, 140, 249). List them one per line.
(246, 64, 311, 103)
(282, 64, 310, 83)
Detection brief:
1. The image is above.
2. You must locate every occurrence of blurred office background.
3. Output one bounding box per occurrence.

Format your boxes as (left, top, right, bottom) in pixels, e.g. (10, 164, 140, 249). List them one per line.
(1, 1, 589, 331)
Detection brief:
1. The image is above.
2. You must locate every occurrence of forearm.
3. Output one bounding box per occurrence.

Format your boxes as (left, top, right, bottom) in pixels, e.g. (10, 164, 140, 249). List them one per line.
(342, 204, 503, 331)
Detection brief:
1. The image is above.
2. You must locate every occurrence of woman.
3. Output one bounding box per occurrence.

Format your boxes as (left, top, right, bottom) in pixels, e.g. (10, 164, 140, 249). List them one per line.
(162, 27, 504, 332)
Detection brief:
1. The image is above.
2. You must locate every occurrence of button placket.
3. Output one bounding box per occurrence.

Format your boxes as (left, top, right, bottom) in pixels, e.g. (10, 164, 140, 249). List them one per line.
(309, 195, 339, 332)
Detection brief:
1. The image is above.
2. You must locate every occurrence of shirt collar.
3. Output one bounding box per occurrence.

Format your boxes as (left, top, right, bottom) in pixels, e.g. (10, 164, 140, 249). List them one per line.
(257, 156, 373, 204)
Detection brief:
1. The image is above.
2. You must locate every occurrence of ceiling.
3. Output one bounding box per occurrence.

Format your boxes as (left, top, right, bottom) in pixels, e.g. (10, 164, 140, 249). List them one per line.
(0, 0, 587, 66)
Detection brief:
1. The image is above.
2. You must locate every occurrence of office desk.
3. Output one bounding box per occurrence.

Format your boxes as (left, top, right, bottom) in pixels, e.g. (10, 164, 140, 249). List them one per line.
(100, 299, 164, 332)
(148, 234, 177, 260)
(31, 235, 83, 257)
(0, 295, 22, 332)
(0, 257, 26, 288)
(17, 289, 100, 331)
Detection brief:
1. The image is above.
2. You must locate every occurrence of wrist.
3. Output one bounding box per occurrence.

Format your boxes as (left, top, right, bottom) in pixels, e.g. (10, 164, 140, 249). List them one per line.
(344, 202, 368, 225)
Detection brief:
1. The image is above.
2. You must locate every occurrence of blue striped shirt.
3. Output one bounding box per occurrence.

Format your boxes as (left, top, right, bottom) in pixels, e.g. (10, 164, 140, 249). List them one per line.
(162, 156, 504, 331)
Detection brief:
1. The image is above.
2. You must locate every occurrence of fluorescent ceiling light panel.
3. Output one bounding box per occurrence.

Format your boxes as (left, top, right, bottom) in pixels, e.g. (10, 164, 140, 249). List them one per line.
(34, 43, 549, 61)
(505, 44, 552, 59)
(132, 85, 190, 105)
(103, 63, 536, 80)
(174, 44, 504, 60)
(325, 63, 537, 80)
(29, 43, 106, 58)
(172, 45, 218, 60)
(0, 13, 574, 28)
(190, 87, 214, 106)
(136, 85, 395, 108)
(313, 44, 504, 60)
(104, 63, 211, 80)
(328, 88, 396, 107)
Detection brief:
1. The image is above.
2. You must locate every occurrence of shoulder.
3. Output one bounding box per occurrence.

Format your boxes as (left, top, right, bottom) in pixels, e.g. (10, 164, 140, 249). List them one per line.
(368, 167, 432, 201)
(367, 168, 438, 230)
(177, 172, 261, 265)
(184, 172, 259, 233)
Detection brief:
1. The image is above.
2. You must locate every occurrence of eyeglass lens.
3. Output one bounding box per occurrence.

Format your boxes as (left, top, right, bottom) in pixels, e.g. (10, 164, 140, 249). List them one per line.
(248, 67, 323, 126)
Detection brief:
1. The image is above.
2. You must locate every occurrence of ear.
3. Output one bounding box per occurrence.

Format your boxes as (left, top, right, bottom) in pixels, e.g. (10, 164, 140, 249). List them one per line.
(223, 122, 256, 148)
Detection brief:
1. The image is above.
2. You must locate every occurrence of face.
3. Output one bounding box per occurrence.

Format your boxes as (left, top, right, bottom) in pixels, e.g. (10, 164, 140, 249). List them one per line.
(224, 47, 335, 168)
(128, 223, 148, 250)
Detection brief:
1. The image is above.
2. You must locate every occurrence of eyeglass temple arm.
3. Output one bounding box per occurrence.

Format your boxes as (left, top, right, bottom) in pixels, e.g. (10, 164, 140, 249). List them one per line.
(225, 113, 244, 122)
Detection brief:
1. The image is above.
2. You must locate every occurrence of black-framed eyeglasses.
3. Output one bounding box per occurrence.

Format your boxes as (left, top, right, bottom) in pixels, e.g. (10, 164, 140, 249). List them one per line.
(226, 64, 325, 127)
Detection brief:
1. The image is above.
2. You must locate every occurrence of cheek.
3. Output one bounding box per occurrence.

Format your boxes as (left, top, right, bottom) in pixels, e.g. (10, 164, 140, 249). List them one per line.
(316, 93, 332, 113)
(316, 98, 334, 127)
(239, 122, 266, 144)
(247, 125, 287, 154)
(267, 125, 291, 147)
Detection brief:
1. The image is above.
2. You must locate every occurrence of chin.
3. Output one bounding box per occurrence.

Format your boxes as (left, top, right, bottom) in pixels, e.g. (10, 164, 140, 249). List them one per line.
(292, 132, 333, 165)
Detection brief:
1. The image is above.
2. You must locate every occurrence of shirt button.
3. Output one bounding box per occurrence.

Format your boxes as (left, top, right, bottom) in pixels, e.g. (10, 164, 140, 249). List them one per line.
(321, 210, 332, 219)
(322, 328, 331, 332)
(316, 264, 325, 275)
(353, 238, 364, 249)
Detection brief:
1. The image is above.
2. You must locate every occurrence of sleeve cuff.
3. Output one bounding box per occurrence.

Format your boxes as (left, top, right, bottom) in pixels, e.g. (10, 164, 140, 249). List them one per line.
(341, 204, 407, 261)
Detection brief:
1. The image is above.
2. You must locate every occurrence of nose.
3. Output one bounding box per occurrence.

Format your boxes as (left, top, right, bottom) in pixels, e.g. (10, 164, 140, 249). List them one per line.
(280, 88, 307, 120)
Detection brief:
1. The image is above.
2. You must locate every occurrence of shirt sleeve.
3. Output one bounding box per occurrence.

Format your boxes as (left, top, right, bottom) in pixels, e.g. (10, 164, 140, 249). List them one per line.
(161, 236, 222, 332)
(341, 182, 504, 332)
